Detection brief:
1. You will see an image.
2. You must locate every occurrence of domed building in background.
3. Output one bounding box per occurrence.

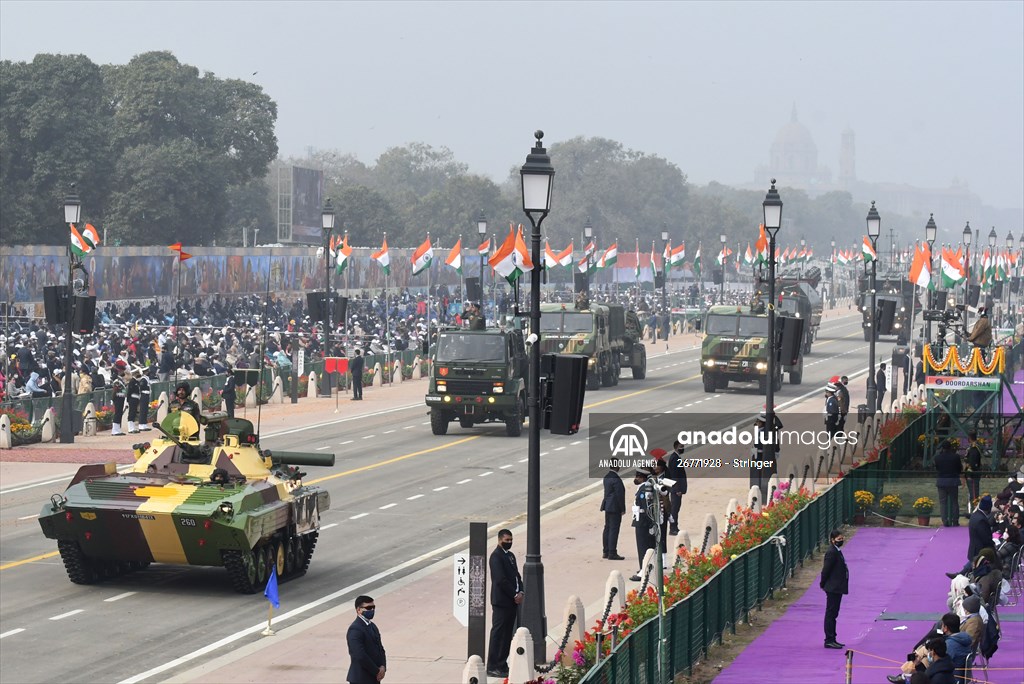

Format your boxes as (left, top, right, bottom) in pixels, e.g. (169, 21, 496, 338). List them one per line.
(755, 106, 831, 189)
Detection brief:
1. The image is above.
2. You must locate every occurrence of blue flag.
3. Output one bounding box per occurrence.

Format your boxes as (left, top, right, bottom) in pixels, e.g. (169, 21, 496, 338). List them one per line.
(264, 565, 280, 609)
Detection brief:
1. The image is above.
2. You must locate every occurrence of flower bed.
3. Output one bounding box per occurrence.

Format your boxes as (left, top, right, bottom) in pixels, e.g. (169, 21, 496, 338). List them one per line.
(557, 487, 816, 682)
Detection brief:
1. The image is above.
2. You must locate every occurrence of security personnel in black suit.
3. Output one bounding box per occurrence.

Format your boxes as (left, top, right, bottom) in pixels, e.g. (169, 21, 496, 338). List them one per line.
(820, 528, 849, 649)
(665, 441, 688, 536)
(349, 349, 365, 400)
(487, 529, 523, 678)
(346, 595, 386, 684)
(601, 465, 626, 560)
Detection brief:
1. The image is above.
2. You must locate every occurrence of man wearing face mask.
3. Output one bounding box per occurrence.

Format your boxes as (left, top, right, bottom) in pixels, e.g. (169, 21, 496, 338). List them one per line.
(630, 468, 658, 582)
(487, 529, 523, 678)
(820, 528, 849, 649)
(346, 595, 386, 684)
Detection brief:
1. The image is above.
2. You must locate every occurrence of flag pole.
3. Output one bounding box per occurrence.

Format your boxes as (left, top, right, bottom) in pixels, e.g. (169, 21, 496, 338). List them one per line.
(262, 603, 275, 636)
(174, 253, 182, 380)
(459, 235, 465, 311)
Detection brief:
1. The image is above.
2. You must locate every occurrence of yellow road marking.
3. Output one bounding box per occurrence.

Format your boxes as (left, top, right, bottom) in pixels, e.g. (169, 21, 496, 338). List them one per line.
(0, 550, 60, 570)
(4, 324, 865, 571)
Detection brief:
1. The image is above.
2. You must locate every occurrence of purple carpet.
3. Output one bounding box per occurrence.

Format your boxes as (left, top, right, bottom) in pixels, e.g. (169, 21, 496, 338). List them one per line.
(714, 527, 1024, 684)
(1003, 369, 1023, 416)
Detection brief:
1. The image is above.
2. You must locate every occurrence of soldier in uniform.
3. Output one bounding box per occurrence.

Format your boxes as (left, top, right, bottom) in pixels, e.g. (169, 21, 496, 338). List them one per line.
(137, 367, 152, 431)
(126, 367, 141, 434)
(465, 302, 486, 330)
(110, 363, 127, 436)
(171, 381, 200, 422)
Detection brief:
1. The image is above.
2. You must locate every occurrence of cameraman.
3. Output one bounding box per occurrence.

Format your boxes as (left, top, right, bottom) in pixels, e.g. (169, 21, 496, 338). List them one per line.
(968, 307, 992, 348)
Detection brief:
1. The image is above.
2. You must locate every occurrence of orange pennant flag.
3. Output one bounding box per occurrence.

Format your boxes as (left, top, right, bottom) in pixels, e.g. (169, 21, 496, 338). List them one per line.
(179, 251, 193, 261)
(168, 242, 183, 252)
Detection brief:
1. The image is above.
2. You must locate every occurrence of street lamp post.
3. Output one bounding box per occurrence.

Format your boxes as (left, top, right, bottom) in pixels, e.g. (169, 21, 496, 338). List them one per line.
(830, 237, 836, 308)
(477, 212, 488, 315)
(963, 223, 973, 331)
(925, 215, 937, 341)
(865, 202, 881, 414)
(762, 180, 783, 474)
(519, 130, 554, 664)
(661, 227, 670, 340)
(321, 199, 336, 398)
(584, 217, 593, 295)
(988, 227, 998, 323)
(719, 233, 727, 303)
(60, 189, 82, 444)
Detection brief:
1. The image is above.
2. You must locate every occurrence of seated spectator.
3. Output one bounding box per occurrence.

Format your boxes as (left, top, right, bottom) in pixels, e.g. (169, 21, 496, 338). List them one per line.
(957, 595, 984, 649)
(968, 548, 1003, 607)
(25, 371, 49, 398)
(887, 613, 971, 684)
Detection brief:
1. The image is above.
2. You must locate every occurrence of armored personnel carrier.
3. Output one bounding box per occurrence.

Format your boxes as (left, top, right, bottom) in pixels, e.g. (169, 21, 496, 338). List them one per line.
(38, 411, 334, 593)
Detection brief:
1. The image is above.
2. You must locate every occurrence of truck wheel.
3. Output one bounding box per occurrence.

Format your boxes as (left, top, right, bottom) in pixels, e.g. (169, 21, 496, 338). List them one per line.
(459, 417, 474, 429)
(505, 397, 524, 437)
(430, 408, 449, 435)
(586, 368, 601, 390)
(703, 375, 716, 393)
(611, 358, 620, 386)
(601, 355, 616, 387)
(789, 369, 803, 385)
(631, 347, 647, 380)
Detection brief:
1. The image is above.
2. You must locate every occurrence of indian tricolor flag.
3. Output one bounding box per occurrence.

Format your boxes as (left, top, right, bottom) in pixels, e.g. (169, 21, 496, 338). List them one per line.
(411, 236, 433, 276)
(335, 234, 352, 275)
(597, 242, 618, 269)
(489, 224, 533, 284)
(693, 244, 701, 277)
(373, 237, 391, 275)
(670, 243, 685, 268)
(478, 237, 491, 257)
(837, 249, 850, 266)
(445, 238, 463, 275)
(649, 243, 658, 281)
(862, 236, 877, 263)
(744, 244, 754, 266)
(908, 242, 933, 290)
(70, 223, 100, 257)
(544, 240, 560, 271)
(578, 240, 597, 274)
(755, 225, 768, 265)
(940, 247, 965, 288)
(555, 242, 573, 269)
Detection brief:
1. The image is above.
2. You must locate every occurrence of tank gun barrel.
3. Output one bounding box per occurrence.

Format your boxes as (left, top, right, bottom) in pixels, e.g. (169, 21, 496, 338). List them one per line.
(267, 451, 336, 467)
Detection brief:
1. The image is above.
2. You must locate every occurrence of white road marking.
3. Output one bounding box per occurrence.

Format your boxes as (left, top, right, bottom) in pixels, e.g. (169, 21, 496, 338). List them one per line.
(0, 628, 26, 639)
(320, 523, 339, 530)
(362, 435, 375, 439)
(554, 446, 566, 451)
(379, 503, 397, 510)
(421, 422, 431, 425)
(403, 425, 416, 429)
(104, 592, 136, 603)
(570, 441, 581, 446)
(499, 464, 513, 469)
(406, 494, 424, 500)
(17, 514, 39, 520)
(383, 430, 395, 434)
(540, 451, 548, 456)
(315, 446, 330, 450)
(456, 479, 472, 485)
(433, 486, 448, 492)
(674, 407, 684, 410)
(518, 458, 528, 463)
(479, 472, 493, 477)
(349, 513, 369, 520)
(340, 440, 354, 445)
(50, 610, 84, 621)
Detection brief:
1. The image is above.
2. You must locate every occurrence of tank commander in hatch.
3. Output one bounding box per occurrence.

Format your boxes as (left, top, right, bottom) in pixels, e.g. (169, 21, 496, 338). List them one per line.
(171, 382, 201, 423)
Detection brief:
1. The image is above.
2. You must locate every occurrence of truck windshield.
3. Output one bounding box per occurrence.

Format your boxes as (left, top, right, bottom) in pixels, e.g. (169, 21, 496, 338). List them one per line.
(436, 333, 506, 362)
(705, 315, 737, 335)
(738, 316, 769, 336)
(541, 312, 593, 333)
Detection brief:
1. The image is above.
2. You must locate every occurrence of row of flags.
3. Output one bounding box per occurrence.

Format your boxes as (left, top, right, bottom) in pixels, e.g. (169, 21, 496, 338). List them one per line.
(905, 242, 1021, 292)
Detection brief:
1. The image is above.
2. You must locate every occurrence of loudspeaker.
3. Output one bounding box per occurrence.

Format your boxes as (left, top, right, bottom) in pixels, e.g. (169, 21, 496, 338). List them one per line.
(967, 284, 981, 308)
(776, 316, 805, 366)
(235, 369, 261, 386)
(877, 300, 897, 335)
(992, 282, 1003, 299)
(712, 269, 723, 285)
(44, 285, 68, 325)
(71, 296, 97, 333)
(306, 292, 325, 321)
(543, 353, 588, 435)
(931, 290, 948, 310)
(1012, 277, 1021, 294)
(334, 296, 348, 324)
(574, 272, 589, 294)
(654, 273, 665, 289)
(465, 277, 482, 302)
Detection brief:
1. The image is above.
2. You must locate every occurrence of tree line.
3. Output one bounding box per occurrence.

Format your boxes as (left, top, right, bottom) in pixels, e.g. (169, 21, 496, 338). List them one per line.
(2, 51, 906, 258)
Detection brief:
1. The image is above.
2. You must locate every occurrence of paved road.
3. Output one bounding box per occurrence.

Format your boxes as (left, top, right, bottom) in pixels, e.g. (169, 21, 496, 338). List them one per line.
(0, 312, 893, 683)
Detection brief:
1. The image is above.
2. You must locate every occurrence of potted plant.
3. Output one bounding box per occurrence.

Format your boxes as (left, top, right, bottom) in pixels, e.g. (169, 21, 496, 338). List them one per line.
(913, 496, 935, 525)
(878, 494, 903, 526)
(853, 490, 874, 524)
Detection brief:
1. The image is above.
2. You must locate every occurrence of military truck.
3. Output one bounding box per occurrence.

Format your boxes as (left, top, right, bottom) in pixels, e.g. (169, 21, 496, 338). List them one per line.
(700, 305, 804, 393)
(773, 268, 824, 353)
(425, 327, 528, 436)
(38, 411, 333, 593)
(538, 301, 646, 391)
(857, 272, 917, 341)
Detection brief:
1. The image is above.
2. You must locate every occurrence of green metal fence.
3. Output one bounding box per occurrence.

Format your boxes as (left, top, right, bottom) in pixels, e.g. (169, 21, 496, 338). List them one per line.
(579, 465, 885, 684)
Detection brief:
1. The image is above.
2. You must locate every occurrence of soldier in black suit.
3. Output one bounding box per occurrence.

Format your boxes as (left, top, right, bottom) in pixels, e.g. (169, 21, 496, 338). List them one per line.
(630, 468, 657, 582)
(665, 441, 688, 536)
(601, 465, 626, 560)
(487, 529, 523, 678)
(346, 595, 386, 684)
(820, 528, 849, 649)
(349, 349, 364, 400)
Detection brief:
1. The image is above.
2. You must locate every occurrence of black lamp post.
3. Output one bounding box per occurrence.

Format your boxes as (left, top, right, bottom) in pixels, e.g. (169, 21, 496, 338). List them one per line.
(519, 130, 554, 662)
(829, 237, 836, 307)
(865, 202, 881, 414)
(925, 214, 937, 340)
(321, 199, 336, 397)
(583, 217, 593, 294)
(60, 189, 82, 444)
(762, 180, 782, 472)
(477, 212, 487, 313)
(1007, 232, 1016, 324)
(963, 222, 973, 330)
(719, 233, 727, 303)
(661, 227, 670, 340)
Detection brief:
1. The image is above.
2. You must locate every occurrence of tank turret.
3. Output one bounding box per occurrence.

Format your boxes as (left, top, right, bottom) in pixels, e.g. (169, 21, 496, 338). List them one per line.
(39, 411, 334, 593)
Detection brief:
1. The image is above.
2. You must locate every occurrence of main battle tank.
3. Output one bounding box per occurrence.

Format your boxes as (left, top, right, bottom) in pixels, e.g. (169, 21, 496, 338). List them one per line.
(38, 410, 334, 593)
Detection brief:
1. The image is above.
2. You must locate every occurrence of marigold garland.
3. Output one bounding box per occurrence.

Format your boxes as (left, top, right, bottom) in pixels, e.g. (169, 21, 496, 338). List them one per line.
(923, 345, 1004, 375)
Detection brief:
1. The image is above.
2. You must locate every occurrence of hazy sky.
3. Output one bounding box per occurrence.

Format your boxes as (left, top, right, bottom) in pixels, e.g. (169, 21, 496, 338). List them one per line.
(2, 1, 1022, 210)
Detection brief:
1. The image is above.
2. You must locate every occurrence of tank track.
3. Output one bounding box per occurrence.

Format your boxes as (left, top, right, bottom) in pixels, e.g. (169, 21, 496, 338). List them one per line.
(299, 531, 319, 573)
(57, 540, 149, 585)
(223, 549, 259, 594)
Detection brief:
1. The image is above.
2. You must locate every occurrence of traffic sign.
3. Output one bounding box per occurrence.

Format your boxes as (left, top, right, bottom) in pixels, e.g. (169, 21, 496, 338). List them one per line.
(453, 553, 469, 627)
